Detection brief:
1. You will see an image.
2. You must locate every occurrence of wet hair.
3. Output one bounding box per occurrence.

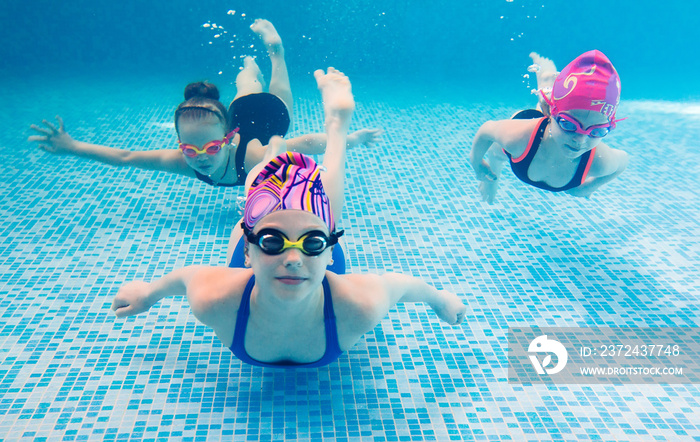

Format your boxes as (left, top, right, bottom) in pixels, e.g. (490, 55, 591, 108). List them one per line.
(174, 81, 228, 134)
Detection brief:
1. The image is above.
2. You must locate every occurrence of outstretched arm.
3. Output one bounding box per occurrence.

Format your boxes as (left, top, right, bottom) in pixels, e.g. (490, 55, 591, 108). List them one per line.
(379, 273, 466, 325)
(285, 128, 383, 154)
(29, 116, 194, 176)
(111, 266, 204, 318)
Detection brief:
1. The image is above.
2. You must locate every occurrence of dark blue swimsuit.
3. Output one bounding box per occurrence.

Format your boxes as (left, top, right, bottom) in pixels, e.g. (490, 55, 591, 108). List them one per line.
(505, 109, 596, 192)
(229, 275, 343, 368)
(227, 235, 346, 368)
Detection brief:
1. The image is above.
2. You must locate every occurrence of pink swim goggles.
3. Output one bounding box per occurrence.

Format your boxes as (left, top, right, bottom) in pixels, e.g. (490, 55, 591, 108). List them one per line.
(553, 113, 613, 138)
(178, 127, 239, 157)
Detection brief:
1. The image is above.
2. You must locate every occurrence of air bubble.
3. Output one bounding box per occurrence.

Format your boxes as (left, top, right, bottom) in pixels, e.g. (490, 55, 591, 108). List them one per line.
(227, 10, 235, 15)
(527, 64, 541, 73)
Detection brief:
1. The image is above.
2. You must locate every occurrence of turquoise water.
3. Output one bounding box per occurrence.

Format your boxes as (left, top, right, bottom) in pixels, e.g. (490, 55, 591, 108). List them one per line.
(2, 1, 700, 441)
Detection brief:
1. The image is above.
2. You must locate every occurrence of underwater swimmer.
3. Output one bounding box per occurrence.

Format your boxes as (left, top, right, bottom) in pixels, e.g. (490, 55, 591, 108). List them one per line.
(29, 19, 382, 188)
(111, 68, 465, 368)
(470, 50, 629, 203)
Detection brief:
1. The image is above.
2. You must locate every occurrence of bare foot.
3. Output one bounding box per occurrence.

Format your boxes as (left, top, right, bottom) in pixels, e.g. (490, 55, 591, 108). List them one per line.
(250, 19, 284, 57)
(529, 52, 558, 89)
(234, 56, 266, 94)
(313, 67, 355, 128)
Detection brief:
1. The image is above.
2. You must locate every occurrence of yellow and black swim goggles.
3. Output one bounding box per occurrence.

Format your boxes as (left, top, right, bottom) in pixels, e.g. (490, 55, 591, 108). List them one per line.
(243, 226, 344, 256)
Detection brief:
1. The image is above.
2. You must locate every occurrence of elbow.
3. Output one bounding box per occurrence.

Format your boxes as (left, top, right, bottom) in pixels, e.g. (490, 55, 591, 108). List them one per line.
(116, 151, 136, 167)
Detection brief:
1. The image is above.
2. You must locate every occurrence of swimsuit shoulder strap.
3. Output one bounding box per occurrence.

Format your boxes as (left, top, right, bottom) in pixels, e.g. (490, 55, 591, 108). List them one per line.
(321, 277, 342, 358)
(510, 117, 548, 163)
(230, 275, 256, 355)
(570, 146, 597, 188)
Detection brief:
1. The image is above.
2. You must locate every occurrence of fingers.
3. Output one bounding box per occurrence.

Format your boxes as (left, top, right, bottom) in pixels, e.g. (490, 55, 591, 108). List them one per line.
(42, 119, 59, 133)
(56, 115, 65, 132)
(111, 300, 131, 318)
(113, 306, 134, 318)
(29, 124, 51, 136)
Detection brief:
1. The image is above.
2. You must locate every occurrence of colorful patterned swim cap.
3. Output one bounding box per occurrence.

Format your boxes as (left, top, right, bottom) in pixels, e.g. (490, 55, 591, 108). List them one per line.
(547, 50, 621, 123)
(244, 152, 334, 232)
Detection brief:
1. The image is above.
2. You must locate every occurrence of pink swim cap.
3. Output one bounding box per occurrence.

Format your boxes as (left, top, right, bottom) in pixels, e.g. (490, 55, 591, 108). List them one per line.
(244, 152, 334, 232)
(548, 50, 621, 122)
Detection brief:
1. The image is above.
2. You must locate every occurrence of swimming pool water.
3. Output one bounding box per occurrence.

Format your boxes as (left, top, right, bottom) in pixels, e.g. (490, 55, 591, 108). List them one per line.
(1, 70, 699, 441)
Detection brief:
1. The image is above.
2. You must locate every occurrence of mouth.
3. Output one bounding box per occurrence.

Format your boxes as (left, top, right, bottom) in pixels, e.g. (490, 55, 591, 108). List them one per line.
(564, 144, 583, 153)
(275, 276, 308, 285)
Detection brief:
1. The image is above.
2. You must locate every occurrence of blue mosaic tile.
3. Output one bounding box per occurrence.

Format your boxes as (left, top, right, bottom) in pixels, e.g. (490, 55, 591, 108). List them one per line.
(0, 73, 699, 441)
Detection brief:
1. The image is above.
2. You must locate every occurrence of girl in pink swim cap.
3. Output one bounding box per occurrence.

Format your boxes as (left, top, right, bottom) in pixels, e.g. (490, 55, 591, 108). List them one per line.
(469, 50, 630, 203)
(110, 68, 466, 369)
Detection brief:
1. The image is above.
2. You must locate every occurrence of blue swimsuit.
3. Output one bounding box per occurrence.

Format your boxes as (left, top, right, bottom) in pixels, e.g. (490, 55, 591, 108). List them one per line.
(504, 109, 596, 192)
(229, 275, 343, 368)
(227, 235, 346, 368)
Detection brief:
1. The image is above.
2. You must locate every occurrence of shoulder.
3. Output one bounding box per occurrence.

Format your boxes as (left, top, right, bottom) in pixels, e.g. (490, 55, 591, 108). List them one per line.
(589, 142, 629, 177)
(477, 117, 541, 156)
(327, 273, 394, 334)
(187, 267, 253, 325)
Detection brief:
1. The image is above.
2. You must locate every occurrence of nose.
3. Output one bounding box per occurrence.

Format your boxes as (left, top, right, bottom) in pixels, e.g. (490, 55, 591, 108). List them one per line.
(283, 248, 304, 267)
(570, 132, 587, 146)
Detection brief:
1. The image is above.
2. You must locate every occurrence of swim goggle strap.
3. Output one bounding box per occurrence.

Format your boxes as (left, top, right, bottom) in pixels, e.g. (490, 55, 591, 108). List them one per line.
(539, 89, 626, 131)
(178, 127, 239, 157)
(242, 224, 344, 256)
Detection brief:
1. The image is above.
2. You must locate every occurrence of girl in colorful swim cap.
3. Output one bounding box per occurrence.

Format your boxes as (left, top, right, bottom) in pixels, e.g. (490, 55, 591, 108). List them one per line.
(111, 68, 466, 369)
(28, 19, 381, 188)
(469, 50, 630, 203)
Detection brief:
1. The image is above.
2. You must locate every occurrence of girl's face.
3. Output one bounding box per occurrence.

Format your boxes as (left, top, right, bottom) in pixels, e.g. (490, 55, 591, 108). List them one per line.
(549, 109, 610, 159)
(246, 210, 333, 301)
(177, 114, 230, 176)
